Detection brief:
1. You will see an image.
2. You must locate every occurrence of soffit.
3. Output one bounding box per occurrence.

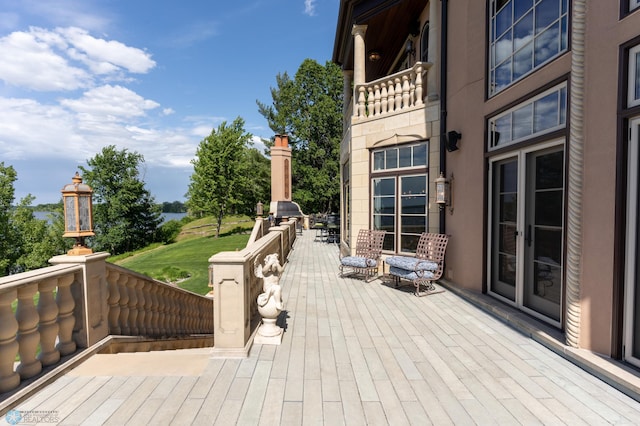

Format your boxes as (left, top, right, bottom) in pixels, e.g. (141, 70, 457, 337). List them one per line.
(333, 0, 427, 81)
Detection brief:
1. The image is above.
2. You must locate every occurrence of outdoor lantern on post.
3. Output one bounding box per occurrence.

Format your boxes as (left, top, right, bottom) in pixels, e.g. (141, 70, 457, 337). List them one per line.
(435, 172, 450, 210)
(256, 201, 264, 217)
(61, 172, 95, 255)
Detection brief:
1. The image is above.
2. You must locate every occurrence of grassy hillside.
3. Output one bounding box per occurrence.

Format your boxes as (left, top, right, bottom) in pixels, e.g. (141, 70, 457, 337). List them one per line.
(112, 215, 253, 295)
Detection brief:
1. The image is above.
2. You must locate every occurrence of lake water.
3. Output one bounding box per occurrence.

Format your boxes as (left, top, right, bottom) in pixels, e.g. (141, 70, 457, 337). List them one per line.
(33, 211, 187, 224)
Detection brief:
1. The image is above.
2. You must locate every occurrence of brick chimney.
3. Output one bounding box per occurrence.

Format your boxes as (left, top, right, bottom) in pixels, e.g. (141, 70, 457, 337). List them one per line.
(271, 134, 291, 202)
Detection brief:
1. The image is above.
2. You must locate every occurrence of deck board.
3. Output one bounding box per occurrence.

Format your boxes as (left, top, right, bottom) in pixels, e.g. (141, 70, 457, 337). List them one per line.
(3, 230, 640, 425)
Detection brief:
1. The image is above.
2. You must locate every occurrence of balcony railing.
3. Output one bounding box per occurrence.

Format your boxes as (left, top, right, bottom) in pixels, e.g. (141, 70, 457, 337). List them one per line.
(353, 61, 432, 121)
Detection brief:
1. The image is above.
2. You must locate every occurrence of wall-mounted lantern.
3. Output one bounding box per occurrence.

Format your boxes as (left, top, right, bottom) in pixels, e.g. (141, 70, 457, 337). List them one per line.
(368, 50, 381, 62)
(61, 172, 95, 255)
(435, 172, 452, 212)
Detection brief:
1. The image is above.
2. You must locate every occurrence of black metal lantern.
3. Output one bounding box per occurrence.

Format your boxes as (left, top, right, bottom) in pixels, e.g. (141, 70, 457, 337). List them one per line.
(61, 172, 95, 255)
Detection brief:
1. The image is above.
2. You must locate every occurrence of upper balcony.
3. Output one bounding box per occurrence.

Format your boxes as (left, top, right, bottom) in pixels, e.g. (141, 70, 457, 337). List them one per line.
(333, 1, 440, 134)
(352, 61, 432, 123)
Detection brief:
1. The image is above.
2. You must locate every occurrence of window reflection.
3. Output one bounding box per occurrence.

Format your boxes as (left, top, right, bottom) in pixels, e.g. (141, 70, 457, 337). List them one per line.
(489, 0, 568, 96)
(489, 84, 566, 149)
(372, 144, 429, 253)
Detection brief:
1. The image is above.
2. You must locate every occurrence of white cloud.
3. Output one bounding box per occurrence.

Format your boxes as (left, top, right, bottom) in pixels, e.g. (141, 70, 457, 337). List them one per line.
(0, 93, 199, 168)
(162, 108, 175, 116)
(60, 85, 159, 119)
(0, 29, 91, 91)
(304, 0, 317, 16)
(0, 27, 156, 92)
(59, 27, 155, 74)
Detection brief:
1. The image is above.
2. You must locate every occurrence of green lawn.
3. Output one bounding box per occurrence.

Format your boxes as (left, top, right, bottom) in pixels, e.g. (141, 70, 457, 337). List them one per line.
(113, 216, 253, 295)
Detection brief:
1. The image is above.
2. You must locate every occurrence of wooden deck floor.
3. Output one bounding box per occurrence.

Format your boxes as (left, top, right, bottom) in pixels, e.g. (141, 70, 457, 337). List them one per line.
(3, 230, 640, 425)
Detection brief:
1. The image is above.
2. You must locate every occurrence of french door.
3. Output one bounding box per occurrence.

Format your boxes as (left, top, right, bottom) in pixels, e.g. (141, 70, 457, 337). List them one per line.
(489, 141, 565, 325)
(625, 116, 640, 368)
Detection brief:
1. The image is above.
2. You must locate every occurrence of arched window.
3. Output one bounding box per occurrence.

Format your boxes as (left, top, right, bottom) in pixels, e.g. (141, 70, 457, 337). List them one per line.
(420, 21, 429, 62)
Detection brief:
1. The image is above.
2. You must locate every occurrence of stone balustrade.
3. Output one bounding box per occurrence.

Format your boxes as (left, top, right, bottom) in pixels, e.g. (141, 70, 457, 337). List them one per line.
(0, 218, 298, 397)
(210, 219, 297, 357)
(353, 62, 433, 120)
(105, 264, 213, 338)
(0, 264, 82, 393)
(0, 257, 214, 395)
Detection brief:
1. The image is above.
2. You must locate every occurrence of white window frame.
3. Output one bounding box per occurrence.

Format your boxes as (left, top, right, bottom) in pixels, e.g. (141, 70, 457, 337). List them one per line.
(632, 0, 640, 12)
(371, 142, 429, 254)
(488, 0, 569, 96)
(629, 44, 640, 108)
(488, 82, 567, 151)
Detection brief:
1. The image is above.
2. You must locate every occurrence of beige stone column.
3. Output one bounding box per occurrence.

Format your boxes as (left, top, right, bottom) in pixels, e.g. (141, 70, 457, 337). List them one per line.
(50, 252, 110, 348)
(427, 0, 440, 100)
(343, 70, 353, 116)
(352, 25, 367, 88)
(565, 0, 586, 348)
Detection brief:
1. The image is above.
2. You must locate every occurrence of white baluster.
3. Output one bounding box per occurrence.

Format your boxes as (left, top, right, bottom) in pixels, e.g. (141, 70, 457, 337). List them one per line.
(135, 280, 146, 335)
(107, 269, 121, 334)
(402, 75, 410, 109)
(357, 87, 366, 118)
(56, 274, 76, 356)
(414, 65, 424, 106)
(380, 83, 388, 115)
(387, 80, 395, 112)
(394, 78, 402, 110)
(117, 275, 130, 335)
(373, 84, 381, 116)
(127, 279, 138, 335)
(0, 290, 20, 392)
(16, 283, 41, 379)
(38, 278, 60, 366)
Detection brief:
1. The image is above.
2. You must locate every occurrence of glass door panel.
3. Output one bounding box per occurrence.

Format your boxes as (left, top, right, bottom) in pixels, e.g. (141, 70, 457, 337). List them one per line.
(523, 149, 563, 321)
(373, 177, 396, 251)
(491, 158, 519, 301)
(400, 175, 427, 253)
(626, 116, 640, 366)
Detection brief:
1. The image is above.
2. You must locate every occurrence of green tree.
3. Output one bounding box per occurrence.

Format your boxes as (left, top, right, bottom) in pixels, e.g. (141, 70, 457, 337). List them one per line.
(11, 195, 66, 272)
(80, 146, 162, 255)
(187, 117, 253, 237)
(0, 162, 18, 276)
(237, 147, 271, 217)
(257, 59, 343, 213)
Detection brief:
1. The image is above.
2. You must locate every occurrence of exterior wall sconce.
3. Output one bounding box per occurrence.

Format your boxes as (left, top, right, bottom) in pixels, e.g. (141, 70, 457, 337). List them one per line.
(368, 50, 381, 62)
(446, 130, 462, 152)
(61, 172, 95, 255)
(435, 172, 453, 213)
(256, 201, 264, 217)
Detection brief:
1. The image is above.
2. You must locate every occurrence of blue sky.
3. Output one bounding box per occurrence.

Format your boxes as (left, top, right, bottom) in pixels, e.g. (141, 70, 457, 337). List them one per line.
(0, 0, 339, 204)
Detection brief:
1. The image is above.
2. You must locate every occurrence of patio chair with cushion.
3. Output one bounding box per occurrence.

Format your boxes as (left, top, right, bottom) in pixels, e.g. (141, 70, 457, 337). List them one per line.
(339, 229, 386, 282)
(385, 233, 449, 296)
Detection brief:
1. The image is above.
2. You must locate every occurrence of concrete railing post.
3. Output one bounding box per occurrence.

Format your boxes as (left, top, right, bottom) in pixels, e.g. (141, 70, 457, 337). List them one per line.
(49, 253, 110, 348)
(210, 249, 253, 357)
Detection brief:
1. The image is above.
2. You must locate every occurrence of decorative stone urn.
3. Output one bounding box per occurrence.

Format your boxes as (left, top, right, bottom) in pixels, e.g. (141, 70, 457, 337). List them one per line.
(254, 253, 284, 344)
